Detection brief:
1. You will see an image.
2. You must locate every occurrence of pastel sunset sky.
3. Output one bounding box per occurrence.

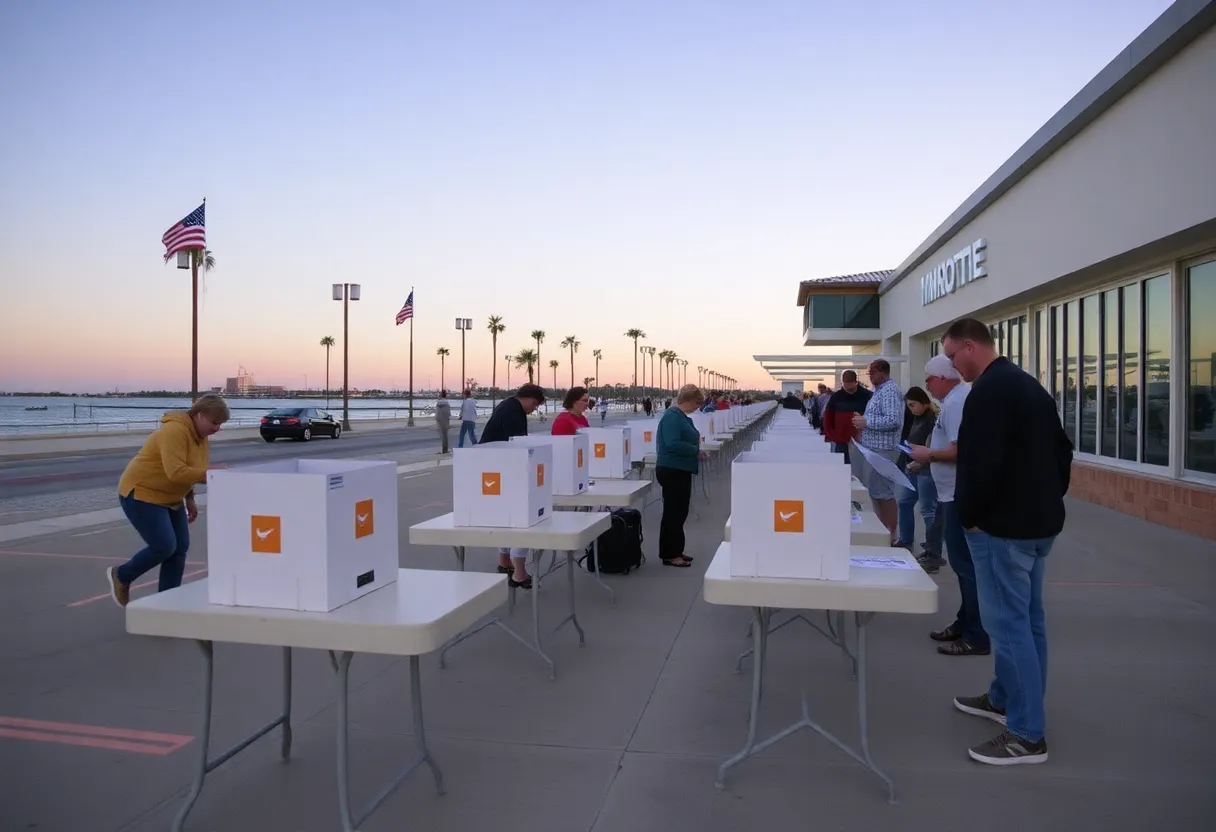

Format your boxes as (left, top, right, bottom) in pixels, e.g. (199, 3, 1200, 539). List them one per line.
(0, 0, 1172, 393)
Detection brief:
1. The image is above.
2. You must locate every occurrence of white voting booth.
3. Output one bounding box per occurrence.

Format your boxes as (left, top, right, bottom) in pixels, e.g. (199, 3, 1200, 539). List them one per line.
(626, 419, 659, 463)
(453, 441, 553, 527)
(579, 426, 632, 479)
(510, 434, 590, 496)
(206, 459, 399, 612)
(690, 412, 716, 444)
(730, 451, 852, 581)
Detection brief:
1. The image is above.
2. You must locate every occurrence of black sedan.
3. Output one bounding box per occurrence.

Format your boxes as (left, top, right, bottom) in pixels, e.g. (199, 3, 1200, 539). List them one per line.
(259, 407, 341, 442)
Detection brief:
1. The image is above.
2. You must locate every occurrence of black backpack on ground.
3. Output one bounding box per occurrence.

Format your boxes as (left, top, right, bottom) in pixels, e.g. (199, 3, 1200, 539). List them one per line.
(579, 508, 645, 574)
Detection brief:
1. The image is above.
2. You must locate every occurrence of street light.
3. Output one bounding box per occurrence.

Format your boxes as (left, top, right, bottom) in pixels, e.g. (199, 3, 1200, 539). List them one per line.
(332, 283, 361, 429)
(455, 317, 472, 391)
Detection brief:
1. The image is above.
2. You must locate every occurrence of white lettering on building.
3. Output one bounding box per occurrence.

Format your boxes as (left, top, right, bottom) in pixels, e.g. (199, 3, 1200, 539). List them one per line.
(920, 239, 988, 306)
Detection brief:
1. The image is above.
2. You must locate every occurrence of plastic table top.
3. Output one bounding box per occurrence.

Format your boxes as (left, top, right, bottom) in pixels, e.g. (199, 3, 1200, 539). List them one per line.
(409, 510, 611, 551)
(553, 478, 651, 508)
(703, 542, 938, 614)
(125, 569, 507, 656)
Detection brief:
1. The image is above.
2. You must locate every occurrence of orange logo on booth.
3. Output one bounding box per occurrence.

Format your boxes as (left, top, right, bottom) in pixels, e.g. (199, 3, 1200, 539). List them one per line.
(251, 515, 282, 554)
(594, 443, 606, 459)
(643, 431, 653, 442)
(355, 499, 375, 539)
(536, 464, 545, 487)
(481, 473, 502, 496)
(773, 500, 804, 534)
(577, 448, 584, 468)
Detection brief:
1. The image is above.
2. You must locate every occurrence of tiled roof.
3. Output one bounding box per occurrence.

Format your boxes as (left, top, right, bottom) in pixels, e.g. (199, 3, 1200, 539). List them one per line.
(801, 270, 893, 286)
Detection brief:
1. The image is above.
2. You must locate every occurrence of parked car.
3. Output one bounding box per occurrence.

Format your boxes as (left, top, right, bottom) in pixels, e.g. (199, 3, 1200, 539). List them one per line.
(259, 407, 341, 441)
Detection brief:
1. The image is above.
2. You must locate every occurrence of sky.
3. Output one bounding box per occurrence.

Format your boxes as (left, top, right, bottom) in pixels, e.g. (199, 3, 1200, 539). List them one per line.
(0, 0, 1177, 393)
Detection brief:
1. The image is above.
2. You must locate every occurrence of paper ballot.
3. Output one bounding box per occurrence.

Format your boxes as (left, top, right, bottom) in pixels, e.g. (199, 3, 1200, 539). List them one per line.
(850, 440, 914, 491)
(849, 555, 918, 570)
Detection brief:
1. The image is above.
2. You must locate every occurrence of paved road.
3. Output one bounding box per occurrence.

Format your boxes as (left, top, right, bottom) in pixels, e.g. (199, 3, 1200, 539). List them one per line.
(0, 427, 440, 500)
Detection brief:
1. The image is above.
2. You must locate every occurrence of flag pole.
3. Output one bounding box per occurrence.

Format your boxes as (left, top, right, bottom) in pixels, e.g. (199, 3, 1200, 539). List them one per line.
(191, 197, 203, 402)
(407, 286, 415, 426)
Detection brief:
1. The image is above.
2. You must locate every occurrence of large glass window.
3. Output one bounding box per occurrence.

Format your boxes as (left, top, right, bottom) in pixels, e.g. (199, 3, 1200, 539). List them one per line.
(1143, 275, 1170, 466)
(810, 294, 879, 329)
(1186, 259, 1216, 474)
(1053, 305, 1064, 418)
(1036, 310, 1047, 389)
(1100, 289, 1119, 458)
(1121, 285, 1141, 462)
(1018, 317, 1028, 370)
(1064, 301, 1079, 444)
(1080, 295, 1098, 454)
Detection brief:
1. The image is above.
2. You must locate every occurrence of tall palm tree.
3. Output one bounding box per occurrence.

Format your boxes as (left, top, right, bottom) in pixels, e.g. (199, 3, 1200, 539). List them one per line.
(625, 328, 646, 411)
(560, 335, 580, 387)
(514, 348, 538, 383)
(487, 316, 505, 404)
(193, 248, 217, 273)
(436, 347, 450, 393)
(583, 376, 595, 389)
(504, 354, 513, 390)
(592, 348, 602, 390)
(668, 352, 679, 392)
(657, 350, 669, 393)
(549, 359, 559, 390)
(531, 330, 546, 383)
(320, 336, 335, 408)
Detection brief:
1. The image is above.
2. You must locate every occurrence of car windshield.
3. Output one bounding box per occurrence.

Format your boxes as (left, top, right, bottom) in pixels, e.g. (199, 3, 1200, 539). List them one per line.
(267, 408, 303, 417)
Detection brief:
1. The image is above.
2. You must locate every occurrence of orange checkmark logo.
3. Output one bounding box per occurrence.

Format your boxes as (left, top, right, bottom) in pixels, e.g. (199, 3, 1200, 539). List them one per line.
(773, 500, 804, 534)
(481, 473, 501, 495)
(250, 515, 282, 553)
(577, 448, 584, 468)
(643, 431, 652, 442)
(355, 499, 374, 538)
(536, 464, 545, 487)
(594, 443, 606, 459)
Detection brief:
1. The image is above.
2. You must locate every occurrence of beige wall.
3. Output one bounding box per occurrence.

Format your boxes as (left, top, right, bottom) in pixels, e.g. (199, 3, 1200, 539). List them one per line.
(882, 25, 1216, 353)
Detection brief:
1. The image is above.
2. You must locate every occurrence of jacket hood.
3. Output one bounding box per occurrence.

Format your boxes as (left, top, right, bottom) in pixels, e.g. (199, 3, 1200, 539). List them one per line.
(162, 411, 200, 438)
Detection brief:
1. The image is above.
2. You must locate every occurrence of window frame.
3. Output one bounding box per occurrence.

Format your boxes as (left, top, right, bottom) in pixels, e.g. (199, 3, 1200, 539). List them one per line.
(1181, 252, 1216, 484)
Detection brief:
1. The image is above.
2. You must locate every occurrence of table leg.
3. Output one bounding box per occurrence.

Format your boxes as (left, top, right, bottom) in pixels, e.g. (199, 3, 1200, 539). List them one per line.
(853, 612, 894, 803)
(550, 550, 586, 645)
(735, 610, 856, 675)
(716, 607, 769, 789)
(172, 641, 293, 832)
(334, 652, 446, 832)
(451, 545, 465, 571)
(528, 549, 557, 679)
(588, 537, 616, 605)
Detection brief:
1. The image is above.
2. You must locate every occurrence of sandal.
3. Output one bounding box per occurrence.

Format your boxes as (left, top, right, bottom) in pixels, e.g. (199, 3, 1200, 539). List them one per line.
(662, 557, 692, 568)
(496, 565, 511, 574)
(929, 624, 962, 642)
(937, 640, 991, 656)
(508, 574, 533, 589)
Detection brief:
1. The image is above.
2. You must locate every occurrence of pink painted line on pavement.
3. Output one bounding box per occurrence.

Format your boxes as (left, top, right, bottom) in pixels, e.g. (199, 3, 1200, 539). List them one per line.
(67, 567, 208, 608)
(0, 716, 193, 755)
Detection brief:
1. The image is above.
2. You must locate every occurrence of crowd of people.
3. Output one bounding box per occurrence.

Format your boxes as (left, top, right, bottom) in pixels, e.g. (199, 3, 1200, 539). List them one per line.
(797, 317, 1073, 766)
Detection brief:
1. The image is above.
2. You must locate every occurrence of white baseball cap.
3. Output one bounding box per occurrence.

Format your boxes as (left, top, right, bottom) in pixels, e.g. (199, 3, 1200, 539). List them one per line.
(924, 354, 961, 381)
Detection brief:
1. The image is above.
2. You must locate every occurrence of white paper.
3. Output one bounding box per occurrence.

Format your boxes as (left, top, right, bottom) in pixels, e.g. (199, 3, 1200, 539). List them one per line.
(849, 555, 918, 570)
(851, 440, 914, 491)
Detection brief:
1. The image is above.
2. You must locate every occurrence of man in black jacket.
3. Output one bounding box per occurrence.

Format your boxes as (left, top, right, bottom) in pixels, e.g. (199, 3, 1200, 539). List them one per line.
(942, 318, 1073, 768)
(479, 383, 546, 587)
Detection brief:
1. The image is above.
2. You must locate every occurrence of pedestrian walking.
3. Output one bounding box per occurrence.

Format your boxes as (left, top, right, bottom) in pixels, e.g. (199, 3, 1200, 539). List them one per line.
(434, 391, 452, 454)
(458, 389, 478, 447)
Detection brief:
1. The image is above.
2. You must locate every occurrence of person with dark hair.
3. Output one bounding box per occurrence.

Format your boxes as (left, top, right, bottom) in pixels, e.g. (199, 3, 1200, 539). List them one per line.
(552, 387, 590, 435)
(939, 316, 1073, 766)
(895, 385, 942, 562)
(480, 383, 547, 588)
(823, 371, 871, 462)
(458, 388, 479, 447)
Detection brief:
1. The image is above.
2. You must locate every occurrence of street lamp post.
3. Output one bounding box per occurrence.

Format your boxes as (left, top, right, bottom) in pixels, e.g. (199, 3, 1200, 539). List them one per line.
(455, 317, 472, 391)
(332, 283, 361, 430)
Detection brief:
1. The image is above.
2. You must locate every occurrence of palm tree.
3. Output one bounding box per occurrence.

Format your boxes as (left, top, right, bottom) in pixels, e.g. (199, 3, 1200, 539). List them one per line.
(592, 349, 602, 390)
(657, 350, 670, 393)
(320, 336, 335, 408)
(487, 316, 505, 404)
(436, 347, 450, 393)
(625, 328, 646, 411)
(560, 335, 580, 387)
(549, 358, 559, 390)
(504, 354, 513, 390)
(666, 351, 678, 392)
(193, 248, 216, 273)
(531, 330, 546, 382)
(583, 376, 595, 389)
(514, 348, 538, 383)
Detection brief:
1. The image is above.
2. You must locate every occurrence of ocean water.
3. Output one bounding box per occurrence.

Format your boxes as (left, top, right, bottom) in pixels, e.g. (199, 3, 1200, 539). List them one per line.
(0, 395, 492, 436)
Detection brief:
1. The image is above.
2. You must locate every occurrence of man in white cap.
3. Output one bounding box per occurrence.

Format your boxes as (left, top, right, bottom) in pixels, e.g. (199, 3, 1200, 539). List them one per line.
(908, 354, 990, 659)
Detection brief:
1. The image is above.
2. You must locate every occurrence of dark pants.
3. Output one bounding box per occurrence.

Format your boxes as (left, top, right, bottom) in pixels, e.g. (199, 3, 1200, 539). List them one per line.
(116, 492, 189, 591)
(458, 421, 477, 447)
(656, 466, 692, 559)
(437, 422, 450, 453)
(941, 501, 989, 648)
(832, 442, 851, 464)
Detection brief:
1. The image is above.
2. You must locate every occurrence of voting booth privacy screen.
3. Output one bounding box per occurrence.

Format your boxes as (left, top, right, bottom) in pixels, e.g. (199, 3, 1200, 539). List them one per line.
(579, 426, 632, 479)
(453, 442, 553, 528)
(206, 459, 399, 612)
(510, 434, 589, 496)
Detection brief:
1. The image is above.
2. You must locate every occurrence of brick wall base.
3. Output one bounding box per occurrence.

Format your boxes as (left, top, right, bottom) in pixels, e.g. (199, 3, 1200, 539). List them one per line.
(1069, 462, 1216, 540)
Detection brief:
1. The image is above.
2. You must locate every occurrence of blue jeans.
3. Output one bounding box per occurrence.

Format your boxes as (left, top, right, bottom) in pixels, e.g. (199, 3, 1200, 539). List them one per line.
(458, 421, 477, 447)
(896, 471, 941, 555)
(116, 492, 189, 591)
(964, 530, 1054, 743)
(942, 502, 988, 649)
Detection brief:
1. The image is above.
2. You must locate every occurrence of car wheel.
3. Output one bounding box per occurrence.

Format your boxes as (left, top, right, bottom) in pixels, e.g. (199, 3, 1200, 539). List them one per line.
(302, 427, 312, 441)
(262, 435, 275, 443)
(332, 425, 341, 439)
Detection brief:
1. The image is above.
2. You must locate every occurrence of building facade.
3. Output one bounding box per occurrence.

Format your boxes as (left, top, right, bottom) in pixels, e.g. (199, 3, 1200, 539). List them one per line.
(798, 0, 1216, 539)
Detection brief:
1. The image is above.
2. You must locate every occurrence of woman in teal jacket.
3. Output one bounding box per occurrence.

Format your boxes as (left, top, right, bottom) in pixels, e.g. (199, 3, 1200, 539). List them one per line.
(654, 385, 705, 567)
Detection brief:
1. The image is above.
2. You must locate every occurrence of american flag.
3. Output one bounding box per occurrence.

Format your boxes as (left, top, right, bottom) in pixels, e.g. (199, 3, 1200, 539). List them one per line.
(395, 291, 414, 325)
(162, 203, 206, 262)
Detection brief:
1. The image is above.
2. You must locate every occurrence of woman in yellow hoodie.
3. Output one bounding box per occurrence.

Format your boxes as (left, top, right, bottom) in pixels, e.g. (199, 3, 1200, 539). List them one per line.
(106, 393, 230, 607)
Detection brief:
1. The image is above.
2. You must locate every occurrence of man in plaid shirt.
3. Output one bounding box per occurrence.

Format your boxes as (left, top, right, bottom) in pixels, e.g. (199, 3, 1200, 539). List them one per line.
(851, 359, 904, 538)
